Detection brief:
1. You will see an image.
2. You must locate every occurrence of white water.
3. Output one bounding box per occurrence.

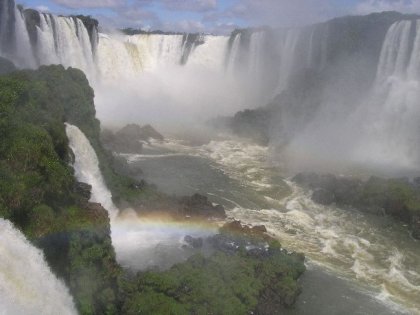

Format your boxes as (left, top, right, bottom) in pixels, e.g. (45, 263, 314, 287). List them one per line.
(134, 137, 420, 315)
(65, 123, 118, 220)
(0, 219, 77, 315)
(352, 19, 420, 169)
(203, 140, 420, 315)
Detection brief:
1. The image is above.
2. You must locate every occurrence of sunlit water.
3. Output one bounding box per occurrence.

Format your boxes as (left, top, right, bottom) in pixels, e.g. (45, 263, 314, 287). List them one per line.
(122, 137, 420, 315)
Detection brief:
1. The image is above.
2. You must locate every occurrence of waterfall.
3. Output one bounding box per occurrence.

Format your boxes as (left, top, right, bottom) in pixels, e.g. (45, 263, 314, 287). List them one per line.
(225, 33, 241, 74)
(354, 19, 420, 168)
(0, 218, 77, 315)
(0, 0, 97, 79)
(65, 123, 118, 220)
(187, 35, 228, 69)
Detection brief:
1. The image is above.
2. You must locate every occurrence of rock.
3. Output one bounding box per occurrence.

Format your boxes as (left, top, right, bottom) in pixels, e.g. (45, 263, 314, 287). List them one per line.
(101, 124, 164, 154)
(252, 225, 268, 233)
(86, 202, 109, 222)
(0, 57, 16, 75)
(180, 194, 226, 219)
(23, 9, 41, 46)
(208, 234, 240, 253)
(293, 172, 338, 191)
(312, 188, 335, 205)
(116, 124, 164, 142)
(74, 182, 92, 205)
(411, 215, 420, 240)
(138, 124, 164, 141)
(184, 235, 203, 248)
(101, 128, 143, 154)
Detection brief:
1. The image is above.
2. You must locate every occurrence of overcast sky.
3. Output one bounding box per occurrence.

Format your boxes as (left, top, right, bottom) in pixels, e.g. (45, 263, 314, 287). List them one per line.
(20, 0, 420, 34)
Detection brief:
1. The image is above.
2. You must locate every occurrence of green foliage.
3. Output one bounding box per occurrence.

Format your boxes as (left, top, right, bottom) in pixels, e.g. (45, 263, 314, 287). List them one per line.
(0, 65, 120, 315)
(358, 177, 419, 220)
(122, 249, 305, 315)
(0, 64, 306, 315)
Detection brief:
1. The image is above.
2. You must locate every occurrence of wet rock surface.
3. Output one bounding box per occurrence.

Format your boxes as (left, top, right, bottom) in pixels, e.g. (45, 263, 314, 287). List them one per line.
(101, 124, 164, 154)
(180, 193, 227, 219)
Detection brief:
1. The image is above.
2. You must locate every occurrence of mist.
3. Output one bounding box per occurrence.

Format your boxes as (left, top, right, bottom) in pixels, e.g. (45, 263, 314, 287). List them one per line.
(266, 18, 420, 176)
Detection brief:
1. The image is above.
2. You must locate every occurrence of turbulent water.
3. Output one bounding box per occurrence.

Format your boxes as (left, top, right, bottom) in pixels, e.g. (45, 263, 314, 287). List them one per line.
(0, 219, 77, 315)
(3, 2, 420, 313)
(124, 137, 420, 315)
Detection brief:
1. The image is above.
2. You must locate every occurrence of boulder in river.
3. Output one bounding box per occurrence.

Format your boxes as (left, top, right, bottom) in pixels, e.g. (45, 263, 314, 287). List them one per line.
(184, 235, 203, 248)
(180, 193, 226, 219)
(312, 188, 335, 205)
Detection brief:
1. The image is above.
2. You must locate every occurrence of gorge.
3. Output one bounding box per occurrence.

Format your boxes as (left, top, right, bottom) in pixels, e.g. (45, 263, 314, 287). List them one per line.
(1, 0, 420, 314)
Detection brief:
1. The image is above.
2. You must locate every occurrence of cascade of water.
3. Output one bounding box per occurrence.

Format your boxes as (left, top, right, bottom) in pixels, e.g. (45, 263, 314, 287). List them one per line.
(65, 123, 118, 220)
(0, 218, 77, 315)
(376, 21, 413, 81)
(353, 19, 420, 168)
(0, 0, 97, 79)
(407, 21, 420, 79)
(0, 0, 15, 58)
(187, 35, 229, 70)
(36, 14, 59, 65)
(225, 33, 241, 75)
(248, 31, 265, 77)
(13, 7, 35, 68)
(275, 28, 302, 93)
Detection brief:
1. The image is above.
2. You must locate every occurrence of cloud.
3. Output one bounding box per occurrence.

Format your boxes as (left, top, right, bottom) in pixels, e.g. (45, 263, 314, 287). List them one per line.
(224, 0, 337, 28)
(52, 0, 125, 9)
(161, 0, 217, 12)
(160, 19, 206, 32)
(35, 5, 50, 12)
(47, 0, 420, 34)
(356, 0, 420, 14)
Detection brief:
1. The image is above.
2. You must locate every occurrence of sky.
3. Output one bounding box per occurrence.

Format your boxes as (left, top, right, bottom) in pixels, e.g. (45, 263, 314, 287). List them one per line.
(19, 0, 420, 34)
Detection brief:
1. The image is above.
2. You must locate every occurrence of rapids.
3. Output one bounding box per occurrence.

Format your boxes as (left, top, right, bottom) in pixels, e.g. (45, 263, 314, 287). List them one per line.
(123, 136, 420, 315)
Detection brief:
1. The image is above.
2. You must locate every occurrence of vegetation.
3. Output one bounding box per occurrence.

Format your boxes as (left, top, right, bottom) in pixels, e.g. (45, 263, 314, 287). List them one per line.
(0, 64, 120, 314)
(0, 63, 306, 314)
(121, 230, 305, 315)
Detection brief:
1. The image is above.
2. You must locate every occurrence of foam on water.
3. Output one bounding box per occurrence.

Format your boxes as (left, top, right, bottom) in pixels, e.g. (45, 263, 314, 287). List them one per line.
(144, 137, 420, 314)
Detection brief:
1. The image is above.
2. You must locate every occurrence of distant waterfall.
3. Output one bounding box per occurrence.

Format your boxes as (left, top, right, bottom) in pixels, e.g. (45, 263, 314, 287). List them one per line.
(0, 0, 97, 76)
(0, 218, 77, 315)
(355, 19, 420, 168)
(0, 0, 329, 99)
(65, 123, 118, 220)
(376, 20, 420, 81)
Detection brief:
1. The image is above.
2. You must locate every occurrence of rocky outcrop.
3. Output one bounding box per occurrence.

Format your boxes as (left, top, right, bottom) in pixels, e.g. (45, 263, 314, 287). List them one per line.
(101, 124, 164, 154)
(184, 235, 203, 248)
(23, 9, 40, 46)
(71, 15, 99, 52)
(180, 193, 226, 219)
(0, 57, 16, 74)
(74, 182, 91, 206)
(293, 172, 420, 239)
(101, 129, 143, 154)
(116, 124, 164, 142)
